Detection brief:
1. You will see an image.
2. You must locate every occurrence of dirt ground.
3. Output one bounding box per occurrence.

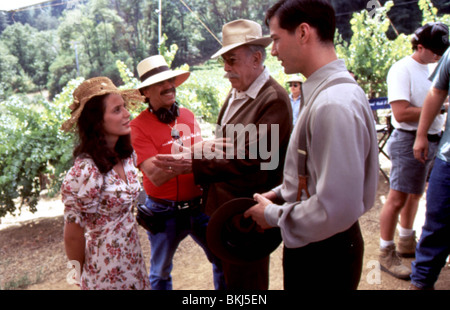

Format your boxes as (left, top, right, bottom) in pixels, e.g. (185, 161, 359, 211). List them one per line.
(1, 165, 449, 291)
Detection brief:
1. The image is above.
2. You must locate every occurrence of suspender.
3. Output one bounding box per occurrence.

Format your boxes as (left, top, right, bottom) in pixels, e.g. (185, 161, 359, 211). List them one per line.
(296, 77, 358, 201)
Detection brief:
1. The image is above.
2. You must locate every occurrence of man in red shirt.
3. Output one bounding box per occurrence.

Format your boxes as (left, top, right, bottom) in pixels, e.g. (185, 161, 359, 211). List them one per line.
(130, 55, 225, 290)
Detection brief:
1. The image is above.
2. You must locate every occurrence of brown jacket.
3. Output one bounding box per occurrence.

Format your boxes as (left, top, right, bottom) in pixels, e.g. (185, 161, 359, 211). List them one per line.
(193, 76, 292, 216)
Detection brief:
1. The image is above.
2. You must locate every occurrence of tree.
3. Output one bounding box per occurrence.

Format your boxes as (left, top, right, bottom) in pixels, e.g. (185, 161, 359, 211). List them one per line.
(0, 42, 27, 99)
(336, 1, 412, 99)
(336, 0, 450, 99)
(0, 86, 78, 218)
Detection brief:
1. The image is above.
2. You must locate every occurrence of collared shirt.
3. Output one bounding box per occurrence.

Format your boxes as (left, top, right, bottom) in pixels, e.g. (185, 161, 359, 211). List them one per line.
(265, 59, 379, 248)
(221, 67, 270, 125)
(290, 93, 301, 125)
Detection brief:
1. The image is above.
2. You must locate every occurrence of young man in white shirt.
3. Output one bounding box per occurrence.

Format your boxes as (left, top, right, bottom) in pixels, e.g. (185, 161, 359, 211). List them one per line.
(379, 22, 449, 279)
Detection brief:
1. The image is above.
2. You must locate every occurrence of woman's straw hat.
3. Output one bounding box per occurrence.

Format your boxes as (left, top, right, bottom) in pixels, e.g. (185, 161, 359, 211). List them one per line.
(61, 77, 144, 132)
(136, 55, 190, 90)
(211, 19, 273, 59)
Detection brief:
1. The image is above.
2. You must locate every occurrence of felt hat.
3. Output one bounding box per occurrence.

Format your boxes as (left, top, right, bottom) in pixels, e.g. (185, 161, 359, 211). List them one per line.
(137, 55, 190, 90)
(206, 198, 282, 264)
(413, 22, 449, 56)
(61, 77, 144, 132)
(211, 19, 273, 59)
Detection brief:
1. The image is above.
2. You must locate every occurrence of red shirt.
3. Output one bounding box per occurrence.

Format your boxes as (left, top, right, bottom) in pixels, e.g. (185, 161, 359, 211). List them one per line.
(130, 108, 202, 201)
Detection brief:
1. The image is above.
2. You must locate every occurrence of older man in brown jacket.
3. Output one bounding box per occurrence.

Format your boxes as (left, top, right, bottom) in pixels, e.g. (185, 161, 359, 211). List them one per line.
(154, 19, 292, 289)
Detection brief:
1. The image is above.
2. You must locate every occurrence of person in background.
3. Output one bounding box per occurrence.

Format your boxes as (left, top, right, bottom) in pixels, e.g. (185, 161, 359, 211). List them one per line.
(411, 46, 450, 290)
(130, 55, 225, 290)
(61, 77, 150, 290)
(379, 22, 449, 280)
(287, 75, 304, 124)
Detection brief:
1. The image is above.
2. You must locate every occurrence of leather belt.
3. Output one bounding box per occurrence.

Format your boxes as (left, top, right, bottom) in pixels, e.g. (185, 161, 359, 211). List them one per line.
(147, 195, 202, 210)
(396, 128, 441, 143)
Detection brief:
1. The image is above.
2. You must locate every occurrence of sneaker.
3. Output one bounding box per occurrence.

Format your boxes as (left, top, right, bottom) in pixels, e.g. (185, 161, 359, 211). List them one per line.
(397, 232, 416, 258)
(379, 244, 411, 280)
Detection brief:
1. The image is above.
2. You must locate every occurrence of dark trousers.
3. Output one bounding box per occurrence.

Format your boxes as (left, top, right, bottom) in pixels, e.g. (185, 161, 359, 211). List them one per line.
(283, 221, 364, 290)
(221, 256, 270, 290)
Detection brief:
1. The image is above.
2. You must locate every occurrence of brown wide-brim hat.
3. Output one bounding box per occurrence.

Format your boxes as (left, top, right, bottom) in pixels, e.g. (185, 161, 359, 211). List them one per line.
(136, 55, 190, 90)
(211, 19, 273, 59)
(206, 198, 282, 265)
(61, 77, 144, 132)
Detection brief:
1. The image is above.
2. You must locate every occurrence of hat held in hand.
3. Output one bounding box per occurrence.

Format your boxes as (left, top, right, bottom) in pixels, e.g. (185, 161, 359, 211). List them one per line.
(206, 198, 282, 264)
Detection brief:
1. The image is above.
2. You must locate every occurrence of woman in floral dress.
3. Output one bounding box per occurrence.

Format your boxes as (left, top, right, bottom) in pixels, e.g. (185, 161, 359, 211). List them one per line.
(60, 77, 150, 290)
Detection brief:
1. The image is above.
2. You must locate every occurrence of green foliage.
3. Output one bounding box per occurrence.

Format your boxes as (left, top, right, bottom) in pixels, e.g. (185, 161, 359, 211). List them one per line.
(419, 0, 450, 25)
(177, 62, 224, 124)
(336, 0, 450, 99)
(158, 34, 179, 68)
(1, 0, 450, 218)
(336, 1, 412, 98)
(0, 80, 81, 218)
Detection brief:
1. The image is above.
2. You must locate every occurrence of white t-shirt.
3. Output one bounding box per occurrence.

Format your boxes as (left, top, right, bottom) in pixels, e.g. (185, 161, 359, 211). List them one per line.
(387, 55, 444, 134)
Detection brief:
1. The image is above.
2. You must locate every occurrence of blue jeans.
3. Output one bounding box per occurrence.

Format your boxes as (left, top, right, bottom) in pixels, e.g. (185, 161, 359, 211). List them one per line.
(411, 158, 450, 289)
(145, 196, 225, 290)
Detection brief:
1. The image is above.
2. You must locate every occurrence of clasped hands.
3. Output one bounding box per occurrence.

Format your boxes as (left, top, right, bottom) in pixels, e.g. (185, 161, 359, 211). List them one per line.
(152, 138, 276, 230)
(152, 138, 232, 175)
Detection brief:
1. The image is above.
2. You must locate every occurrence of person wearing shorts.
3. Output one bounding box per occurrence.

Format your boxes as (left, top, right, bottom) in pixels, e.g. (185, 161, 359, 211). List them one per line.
(379, 22, 448, 280)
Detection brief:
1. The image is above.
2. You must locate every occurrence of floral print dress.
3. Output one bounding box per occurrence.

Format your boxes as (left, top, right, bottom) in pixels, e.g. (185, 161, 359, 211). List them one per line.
(61, 155, 150, 290)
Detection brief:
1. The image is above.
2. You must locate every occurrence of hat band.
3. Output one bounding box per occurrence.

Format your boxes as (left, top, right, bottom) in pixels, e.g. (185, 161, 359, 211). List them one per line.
(140, 65, 170, 82)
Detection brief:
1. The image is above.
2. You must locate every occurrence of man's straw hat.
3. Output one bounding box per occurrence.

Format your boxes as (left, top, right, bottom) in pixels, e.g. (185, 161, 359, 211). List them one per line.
(61, 77, 144, 132)
(287, 75, 304, 84)
(136, 55, 190, 90)
(211, 19, 273, 59)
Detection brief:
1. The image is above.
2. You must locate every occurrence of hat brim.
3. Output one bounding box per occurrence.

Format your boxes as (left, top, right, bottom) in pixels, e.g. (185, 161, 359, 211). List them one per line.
(61, 88, 144, 132)
(287, 77, 304, 83)
(206, 197, 282, 264)
(137, 70, 190, 90)
(211, 37, 273, 59)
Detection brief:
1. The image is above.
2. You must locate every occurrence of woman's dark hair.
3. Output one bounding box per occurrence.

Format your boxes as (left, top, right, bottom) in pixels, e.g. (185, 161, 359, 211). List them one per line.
(73, 94, 133, 173)
(265, 0, 336, 44)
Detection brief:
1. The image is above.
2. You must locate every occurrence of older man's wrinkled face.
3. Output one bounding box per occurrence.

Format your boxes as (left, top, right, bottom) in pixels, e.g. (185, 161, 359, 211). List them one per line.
(221, 46, 259, 92)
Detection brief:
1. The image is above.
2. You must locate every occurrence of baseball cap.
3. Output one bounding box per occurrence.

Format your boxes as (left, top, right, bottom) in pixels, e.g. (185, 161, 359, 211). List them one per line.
(413, 22, 449, 56)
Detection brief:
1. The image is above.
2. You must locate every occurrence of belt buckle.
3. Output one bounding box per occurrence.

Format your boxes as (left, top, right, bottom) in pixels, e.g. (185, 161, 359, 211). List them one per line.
(178, 202, 190, 210)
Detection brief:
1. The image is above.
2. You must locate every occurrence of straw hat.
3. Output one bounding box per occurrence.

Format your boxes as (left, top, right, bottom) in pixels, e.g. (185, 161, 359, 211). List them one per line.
(137, 55, 190, 90)
(211, 19, 273, 59)
(287, 75, 304, 84)
(61, 77, 144, 132)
